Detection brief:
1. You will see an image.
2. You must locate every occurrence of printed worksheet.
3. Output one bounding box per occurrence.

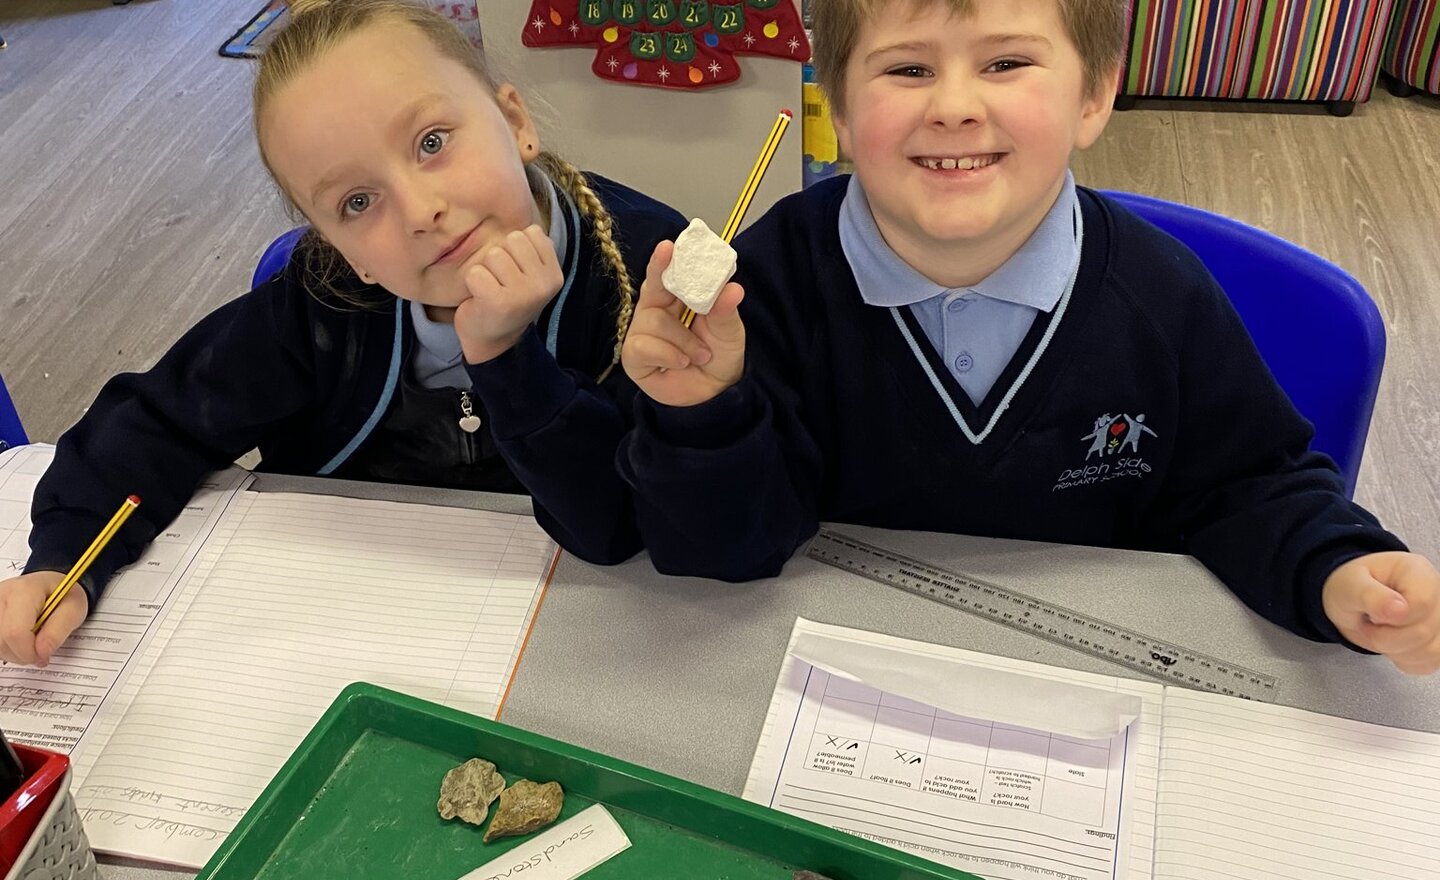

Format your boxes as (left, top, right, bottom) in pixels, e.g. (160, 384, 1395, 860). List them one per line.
(0, 444, 250, 762)
(746, 619, 1162, 880)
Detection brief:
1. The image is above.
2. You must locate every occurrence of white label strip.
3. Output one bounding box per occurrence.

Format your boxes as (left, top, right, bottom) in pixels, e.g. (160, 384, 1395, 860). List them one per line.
(457, 804, 632, 880)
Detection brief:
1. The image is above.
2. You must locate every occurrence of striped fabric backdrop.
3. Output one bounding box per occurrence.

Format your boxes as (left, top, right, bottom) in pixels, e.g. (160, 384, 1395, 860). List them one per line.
(1382, 0, 1440, 94)
(1123, 0, 1397, 103)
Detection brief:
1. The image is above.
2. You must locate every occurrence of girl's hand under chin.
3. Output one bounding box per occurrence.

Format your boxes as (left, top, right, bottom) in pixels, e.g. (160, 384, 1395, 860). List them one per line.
(455, 225, 564, 364)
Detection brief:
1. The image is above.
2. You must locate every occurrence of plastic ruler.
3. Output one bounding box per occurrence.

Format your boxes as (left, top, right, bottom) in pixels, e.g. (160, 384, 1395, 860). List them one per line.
(807, 528, 1280, 702)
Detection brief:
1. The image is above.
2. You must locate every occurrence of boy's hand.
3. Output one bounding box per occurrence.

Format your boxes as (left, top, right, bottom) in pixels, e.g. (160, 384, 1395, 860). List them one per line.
(456, 226, 564, 365)
(0, 571, 88, 667)
(621, 241, 746, 407)
(1322, 552, 1440, 674)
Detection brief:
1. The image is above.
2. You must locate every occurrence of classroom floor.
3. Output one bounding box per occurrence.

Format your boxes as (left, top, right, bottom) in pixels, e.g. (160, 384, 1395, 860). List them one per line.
(1, 1, 1437, 567)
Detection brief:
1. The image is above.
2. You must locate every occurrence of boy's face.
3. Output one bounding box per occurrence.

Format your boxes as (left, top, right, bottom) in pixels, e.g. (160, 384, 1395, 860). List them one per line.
(833, 0, 1116, 284)
(261, 22, 543, 312)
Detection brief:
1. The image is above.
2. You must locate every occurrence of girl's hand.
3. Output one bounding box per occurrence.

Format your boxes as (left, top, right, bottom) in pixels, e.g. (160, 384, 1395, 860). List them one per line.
(621, 241, 746, 408)
(455, 225, 564, 364)
(0, 571, 88, 667)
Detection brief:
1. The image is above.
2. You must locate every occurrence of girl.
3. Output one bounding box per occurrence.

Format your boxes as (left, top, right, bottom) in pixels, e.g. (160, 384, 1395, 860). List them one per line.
(0, 0, 685, 666)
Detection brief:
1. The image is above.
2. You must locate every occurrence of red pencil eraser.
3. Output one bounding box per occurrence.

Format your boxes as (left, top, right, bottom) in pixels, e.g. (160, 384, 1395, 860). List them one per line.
(780, 108, 793, 119)
(127, 495, 142, 506)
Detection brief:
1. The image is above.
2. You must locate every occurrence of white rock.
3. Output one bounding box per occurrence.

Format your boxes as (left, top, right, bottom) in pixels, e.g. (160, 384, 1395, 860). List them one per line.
(662, 218, 736, 315)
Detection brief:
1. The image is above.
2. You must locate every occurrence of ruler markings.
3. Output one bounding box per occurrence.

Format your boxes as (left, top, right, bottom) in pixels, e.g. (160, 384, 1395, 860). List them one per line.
(806, 529, 1279, 702)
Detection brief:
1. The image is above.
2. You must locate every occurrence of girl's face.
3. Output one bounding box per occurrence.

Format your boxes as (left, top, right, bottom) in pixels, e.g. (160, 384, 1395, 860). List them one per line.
(261, 21, 544, 313)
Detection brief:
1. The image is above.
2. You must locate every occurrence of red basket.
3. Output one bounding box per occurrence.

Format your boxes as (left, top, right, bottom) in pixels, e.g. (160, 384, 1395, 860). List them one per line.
(0, 746, 69, 875)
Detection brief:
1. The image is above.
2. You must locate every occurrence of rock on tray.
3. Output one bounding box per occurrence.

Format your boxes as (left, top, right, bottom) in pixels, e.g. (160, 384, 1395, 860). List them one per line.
(483, 779, 565, 843)
(437, 758, 506, 826)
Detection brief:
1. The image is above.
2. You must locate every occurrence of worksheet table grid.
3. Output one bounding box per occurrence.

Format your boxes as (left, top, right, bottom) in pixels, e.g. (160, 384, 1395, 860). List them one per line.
(804, 673, 1117, 824)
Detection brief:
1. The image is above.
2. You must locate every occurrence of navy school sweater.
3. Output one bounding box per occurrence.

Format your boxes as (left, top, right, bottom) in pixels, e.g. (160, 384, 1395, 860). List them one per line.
(618, 177, 1405, 643)
(26, 175, 685, 602)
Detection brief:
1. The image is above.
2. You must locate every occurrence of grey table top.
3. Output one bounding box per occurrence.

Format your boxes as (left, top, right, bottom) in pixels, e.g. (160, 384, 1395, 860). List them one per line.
(100, 476, 1440, 878)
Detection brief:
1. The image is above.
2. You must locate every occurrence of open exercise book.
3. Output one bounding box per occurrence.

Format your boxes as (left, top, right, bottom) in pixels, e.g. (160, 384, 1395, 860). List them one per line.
(0, 444, 559, 868)
(747, 618, 1440, 880)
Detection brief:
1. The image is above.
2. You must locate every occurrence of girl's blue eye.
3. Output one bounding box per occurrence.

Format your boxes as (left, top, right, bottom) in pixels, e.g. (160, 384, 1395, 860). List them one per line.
(342, 193, 372, 218)
(420, 130, 449, 156)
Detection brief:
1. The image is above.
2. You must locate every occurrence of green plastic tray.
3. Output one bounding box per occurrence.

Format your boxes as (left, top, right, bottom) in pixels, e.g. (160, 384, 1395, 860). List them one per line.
(197, 683, 982, 880)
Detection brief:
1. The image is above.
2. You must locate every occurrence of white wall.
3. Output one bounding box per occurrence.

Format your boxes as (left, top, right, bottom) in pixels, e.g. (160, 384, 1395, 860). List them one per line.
(477, 1, 804, 230)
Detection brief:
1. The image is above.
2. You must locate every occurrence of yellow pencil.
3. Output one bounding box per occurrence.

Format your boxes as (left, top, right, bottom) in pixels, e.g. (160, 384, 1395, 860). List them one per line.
(33, 494, 140, 633)
(680, 109, 793, 329)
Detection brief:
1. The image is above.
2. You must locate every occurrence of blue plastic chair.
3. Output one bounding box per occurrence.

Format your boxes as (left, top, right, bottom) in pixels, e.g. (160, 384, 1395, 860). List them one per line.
(0, 373, 27, 452)
(251, 226, 308, 289)
(1103, 190, 1385, 499)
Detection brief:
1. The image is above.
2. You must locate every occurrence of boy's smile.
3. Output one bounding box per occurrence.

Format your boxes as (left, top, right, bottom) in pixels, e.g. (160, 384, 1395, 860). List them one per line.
(833, 0, 1116, 288)
(913, 153, 1002, 172)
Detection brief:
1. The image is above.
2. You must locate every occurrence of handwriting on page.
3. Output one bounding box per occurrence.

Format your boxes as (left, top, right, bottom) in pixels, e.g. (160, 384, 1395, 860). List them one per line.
(82, 798, 233, 843)
(459, 805, 631, 880)
(73, 491, 559, 868)
(0, 445, 249, 760)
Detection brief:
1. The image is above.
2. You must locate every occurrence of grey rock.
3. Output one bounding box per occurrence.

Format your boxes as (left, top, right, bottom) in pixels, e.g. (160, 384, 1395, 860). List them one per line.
(437, 758, 506, 826)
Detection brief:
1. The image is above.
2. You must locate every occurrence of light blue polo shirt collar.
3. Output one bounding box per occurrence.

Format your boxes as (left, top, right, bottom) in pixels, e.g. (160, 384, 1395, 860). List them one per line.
(839, 171, 1079, 312)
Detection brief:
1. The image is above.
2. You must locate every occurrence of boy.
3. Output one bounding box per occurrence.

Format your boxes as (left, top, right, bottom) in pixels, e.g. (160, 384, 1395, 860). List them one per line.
(617, 0, 1440, 673)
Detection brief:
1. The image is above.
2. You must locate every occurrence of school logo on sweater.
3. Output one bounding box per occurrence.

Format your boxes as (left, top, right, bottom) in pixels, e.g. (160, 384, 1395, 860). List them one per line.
(1053, 412, 1157, 492)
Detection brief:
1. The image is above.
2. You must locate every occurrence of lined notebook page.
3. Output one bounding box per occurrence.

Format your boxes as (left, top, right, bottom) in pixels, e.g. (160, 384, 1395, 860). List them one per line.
(1154, 689, 1440, 879)
(1123, 688, 1160, 880)
(72, 491, 558, 868)
(68, 474, 252, 790)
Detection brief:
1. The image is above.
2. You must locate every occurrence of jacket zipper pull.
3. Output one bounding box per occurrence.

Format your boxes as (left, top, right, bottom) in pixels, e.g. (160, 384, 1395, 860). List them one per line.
(457, 391, 482, 433)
